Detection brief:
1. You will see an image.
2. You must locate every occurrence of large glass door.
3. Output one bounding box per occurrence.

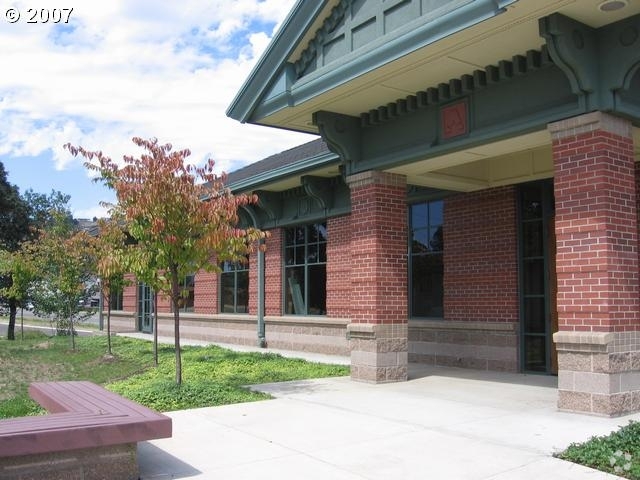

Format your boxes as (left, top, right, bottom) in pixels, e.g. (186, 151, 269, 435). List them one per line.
(518, 181, 556, 373)
(137, 283, 153, 333)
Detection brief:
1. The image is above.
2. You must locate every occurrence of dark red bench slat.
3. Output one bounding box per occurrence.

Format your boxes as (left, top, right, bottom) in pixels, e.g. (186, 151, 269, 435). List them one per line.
(0, 381, 172, 458)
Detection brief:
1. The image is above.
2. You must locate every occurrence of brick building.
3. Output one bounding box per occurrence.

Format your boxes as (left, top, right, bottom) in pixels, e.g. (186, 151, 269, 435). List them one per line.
(112, 0, 640, 416)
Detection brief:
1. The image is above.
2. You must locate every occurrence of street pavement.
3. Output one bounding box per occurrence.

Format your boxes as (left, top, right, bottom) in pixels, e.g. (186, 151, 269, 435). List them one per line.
(0, 320, 97, 337)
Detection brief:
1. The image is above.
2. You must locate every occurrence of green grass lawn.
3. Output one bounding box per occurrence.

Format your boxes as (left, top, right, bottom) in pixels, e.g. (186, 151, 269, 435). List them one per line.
(0, 331, 349, 417)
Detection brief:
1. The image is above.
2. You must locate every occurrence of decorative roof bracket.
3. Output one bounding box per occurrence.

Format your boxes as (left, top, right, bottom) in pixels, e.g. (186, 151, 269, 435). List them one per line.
(302, 175, 333, 210)
(539, 13, 598, 109)
(254, 190, 282, 222)
(540, 13, 640, 112)
(312, 110, 361, 165)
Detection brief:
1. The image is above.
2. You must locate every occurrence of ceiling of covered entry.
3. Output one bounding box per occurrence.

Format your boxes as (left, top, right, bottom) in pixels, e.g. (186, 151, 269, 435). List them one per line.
(388, 127, 640, 192)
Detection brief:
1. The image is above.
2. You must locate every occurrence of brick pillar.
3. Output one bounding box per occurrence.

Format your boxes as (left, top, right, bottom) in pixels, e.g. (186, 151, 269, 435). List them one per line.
(346, 171, 408, 383)
(550, 111, 640, 416)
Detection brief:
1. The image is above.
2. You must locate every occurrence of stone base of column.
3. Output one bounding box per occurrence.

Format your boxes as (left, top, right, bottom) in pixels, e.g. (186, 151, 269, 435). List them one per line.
(555, 331, 640, 416)
(347, 323, 408, 383)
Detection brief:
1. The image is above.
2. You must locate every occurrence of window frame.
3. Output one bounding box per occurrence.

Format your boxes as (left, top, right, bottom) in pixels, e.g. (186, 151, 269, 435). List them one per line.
(177, 274, 195, 313)
(109, 289, 123, 311)
(408, 200, 444, 319)
(219, 259, 250, 314)
(283, 223, 327, 316)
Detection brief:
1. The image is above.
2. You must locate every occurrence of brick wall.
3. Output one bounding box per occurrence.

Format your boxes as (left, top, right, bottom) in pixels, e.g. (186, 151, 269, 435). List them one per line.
(156, 292, 171, 314)
(194, 269, 218, 314)
(248, 250, 258, 315)
(264, 228, 283, 316)
(326, 215, 351, 318)
(637, 161, 640, 269)
(444, 186, 519, 323)
(551, 114, 639, 332)
(122, 274, 137, 312)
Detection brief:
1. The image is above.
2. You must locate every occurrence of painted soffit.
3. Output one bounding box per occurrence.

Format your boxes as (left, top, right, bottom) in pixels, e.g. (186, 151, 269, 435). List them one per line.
(387, 125, 640, 194)
(227, 0, 640, 135)
(227, 0, 521, 128)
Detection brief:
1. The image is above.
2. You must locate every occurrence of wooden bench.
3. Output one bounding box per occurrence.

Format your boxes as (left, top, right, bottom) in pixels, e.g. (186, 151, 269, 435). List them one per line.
(0, 381, 172, 480)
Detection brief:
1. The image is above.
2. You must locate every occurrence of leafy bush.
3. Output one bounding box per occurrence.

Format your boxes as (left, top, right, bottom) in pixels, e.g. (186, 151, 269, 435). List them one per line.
(109, 379, 270, 411)
(557, 421, 640, 479)
(108, 344, 348, 411)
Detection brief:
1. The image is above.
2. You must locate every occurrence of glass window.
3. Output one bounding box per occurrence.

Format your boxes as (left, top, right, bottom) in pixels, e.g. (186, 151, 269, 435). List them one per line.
(410, 200, 444, 318)
(220, 259, 249, 313)
(178, 274, 195, 313)
(284, 223, 327, 315)
(109, 290, 123, 311)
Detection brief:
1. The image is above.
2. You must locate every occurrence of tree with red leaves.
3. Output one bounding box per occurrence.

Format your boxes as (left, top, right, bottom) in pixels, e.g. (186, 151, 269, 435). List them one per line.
(66, 137, 266, 384)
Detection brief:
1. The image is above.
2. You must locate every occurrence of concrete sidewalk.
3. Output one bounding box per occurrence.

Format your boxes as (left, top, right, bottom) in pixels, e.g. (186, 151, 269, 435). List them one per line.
(136, 359, 637, 479)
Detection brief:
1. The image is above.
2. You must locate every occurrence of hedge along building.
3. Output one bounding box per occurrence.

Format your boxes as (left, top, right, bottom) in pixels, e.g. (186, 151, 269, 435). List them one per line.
(109, 0, 640, 416)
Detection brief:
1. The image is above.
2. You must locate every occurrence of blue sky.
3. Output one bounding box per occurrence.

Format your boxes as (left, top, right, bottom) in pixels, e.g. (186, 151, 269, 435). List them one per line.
(0, 0, 314, 219)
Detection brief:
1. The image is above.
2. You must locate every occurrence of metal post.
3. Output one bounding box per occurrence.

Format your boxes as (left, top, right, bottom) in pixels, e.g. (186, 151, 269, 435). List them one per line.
(257, 238, 266, 348)
(98, 279, 104, 331)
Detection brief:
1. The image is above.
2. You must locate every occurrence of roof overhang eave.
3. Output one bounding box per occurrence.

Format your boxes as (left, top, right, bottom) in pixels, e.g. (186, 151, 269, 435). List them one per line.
(227, 150, 340, 194)
(226, 1, 328, 124)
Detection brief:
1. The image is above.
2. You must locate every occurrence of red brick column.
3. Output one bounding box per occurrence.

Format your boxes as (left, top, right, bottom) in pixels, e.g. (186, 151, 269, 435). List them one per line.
(346, 171, 408, 383)
(550, 111, 640, 415)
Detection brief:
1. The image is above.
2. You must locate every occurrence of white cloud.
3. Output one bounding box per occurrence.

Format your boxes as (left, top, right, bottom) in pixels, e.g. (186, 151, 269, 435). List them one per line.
(72, 204, 111, 221)
(0, 0, 315, 195)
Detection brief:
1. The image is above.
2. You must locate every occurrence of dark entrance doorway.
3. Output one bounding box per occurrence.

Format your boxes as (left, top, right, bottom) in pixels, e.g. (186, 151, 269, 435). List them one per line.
(518, 181, 557, 374)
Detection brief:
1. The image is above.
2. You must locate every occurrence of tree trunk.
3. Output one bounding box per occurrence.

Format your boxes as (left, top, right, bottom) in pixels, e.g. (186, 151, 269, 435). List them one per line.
(106, 303, 112, 356)
(170, 266, 182, 385)
(7, 299, 16, 340)
(153, 291, 158, 366)
(69, 301, 76, 350)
